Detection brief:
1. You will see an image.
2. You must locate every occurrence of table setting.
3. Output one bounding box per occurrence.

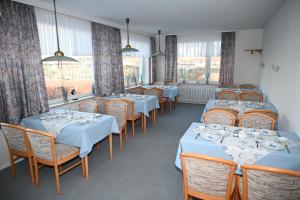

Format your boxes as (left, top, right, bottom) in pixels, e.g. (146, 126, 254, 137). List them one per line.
(175, 122, 300, 173)
(21, 109, 120, 157)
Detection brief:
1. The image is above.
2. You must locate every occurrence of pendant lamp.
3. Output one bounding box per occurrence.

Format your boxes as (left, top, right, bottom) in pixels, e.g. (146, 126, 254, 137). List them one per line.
(117, 18, 139, 53)
(152, 30, 165, 57)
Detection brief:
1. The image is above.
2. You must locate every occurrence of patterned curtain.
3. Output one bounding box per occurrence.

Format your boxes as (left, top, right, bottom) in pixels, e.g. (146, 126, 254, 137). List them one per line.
(165, 35, 177, 83)
(92, 22, 124, 96)
(219, 32, 235, 86)
(0, 0, 49, 124)
(150, 37, 157, 83)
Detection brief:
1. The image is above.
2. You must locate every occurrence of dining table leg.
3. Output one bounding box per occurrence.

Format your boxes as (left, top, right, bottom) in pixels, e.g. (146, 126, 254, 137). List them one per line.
(109, 134, 113, 160)
(143, 114, 147, 134)
(84, 156, 89, 178)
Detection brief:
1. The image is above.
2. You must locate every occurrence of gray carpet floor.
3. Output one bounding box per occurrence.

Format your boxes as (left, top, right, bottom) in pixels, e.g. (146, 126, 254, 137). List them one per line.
(0, 103, 204, 200)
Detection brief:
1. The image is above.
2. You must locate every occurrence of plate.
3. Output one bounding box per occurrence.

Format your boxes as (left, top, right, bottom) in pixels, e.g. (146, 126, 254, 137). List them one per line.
(260, 129, 276, 136)
(200, 133, 220, 141)
(207, 124, 224, 130)
(276, 137, 288, 144)
(262, 141, 285, 150)
(218, 130, 230, 137)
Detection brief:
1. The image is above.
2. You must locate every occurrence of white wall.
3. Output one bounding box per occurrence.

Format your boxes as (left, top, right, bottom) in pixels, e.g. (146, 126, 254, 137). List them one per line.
(156, 29, 263, 84)
(234, 29, 263, 86)
(259, 0, 300, 135)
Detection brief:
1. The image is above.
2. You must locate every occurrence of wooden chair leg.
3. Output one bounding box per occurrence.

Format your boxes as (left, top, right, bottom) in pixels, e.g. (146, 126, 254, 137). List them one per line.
(119, 129, 123, 152)
(28, 156, 35, 184)
(132, 120, 135, 136)
(161, 103, 164, 114)
(9, 153, 15, 177)
(84, 156, 89, 178)
(54, 165, 61, 194)
(125, 126, 128, 144)
(33, 158, 39, 188)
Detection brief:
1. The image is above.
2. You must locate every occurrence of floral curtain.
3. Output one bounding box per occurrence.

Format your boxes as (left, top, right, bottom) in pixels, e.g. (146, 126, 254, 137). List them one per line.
(219, 32, 235, 86)
(165, 35, 177, 83)
(150, 37, 157, 83)
(0, 0, 49, 124)
(92, 22, 124, 96)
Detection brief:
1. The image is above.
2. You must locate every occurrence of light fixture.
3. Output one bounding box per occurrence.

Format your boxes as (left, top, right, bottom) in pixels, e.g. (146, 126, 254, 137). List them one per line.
(117, 18, 139, 53)
(152, 30, 165, 57)
(41, 0, 78, 63)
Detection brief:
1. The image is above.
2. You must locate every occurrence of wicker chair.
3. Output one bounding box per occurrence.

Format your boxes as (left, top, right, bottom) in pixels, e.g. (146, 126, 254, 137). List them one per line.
(222, 83, 237, 89)
(239, 92, 263, 102)
(217, 91, 240, 101)
(241, 164, 300, 200)
(239, 84, 256, 89)
(26, 129, 86, 194)
(126, 86, 144, 95)
(239, 113, 275, 130)
(78, 99, 98, 113)
(105, 100, 128, 152)
(0, 123, 34, 184)
(122, 99, 143, 136)
(94, 97, 108, 114)
(244, 110, 278, 121)
(181, 153, 237, 200)
(210, 107, 239, 117)
(204, 110, 237, 126)
(144, 88, 168, 114)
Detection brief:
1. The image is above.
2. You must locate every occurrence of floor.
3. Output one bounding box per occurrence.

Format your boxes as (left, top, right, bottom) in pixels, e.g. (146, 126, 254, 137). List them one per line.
(0, 103, 204, 200)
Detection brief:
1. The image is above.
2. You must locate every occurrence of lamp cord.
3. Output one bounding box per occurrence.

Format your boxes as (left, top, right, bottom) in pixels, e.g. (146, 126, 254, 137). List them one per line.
(53, 0, 60, 51)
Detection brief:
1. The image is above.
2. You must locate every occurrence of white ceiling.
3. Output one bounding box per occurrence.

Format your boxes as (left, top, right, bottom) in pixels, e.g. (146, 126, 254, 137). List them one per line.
(33, 0, 283, 35)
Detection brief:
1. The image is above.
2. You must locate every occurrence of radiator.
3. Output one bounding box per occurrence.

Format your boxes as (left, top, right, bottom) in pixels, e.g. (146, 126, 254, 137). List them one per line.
(178, 84, 217, 104)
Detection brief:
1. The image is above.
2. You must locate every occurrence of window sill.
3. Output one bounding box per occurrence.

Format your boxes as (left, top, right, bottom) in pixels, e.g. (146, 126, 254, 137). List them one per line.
(49, 95, 95, 109)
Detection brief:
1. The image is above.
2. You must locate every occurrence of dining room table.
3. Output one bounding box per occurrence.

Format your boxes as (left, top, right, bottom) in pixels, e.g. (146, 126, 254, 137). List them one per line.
(104, 93, 160, 132)
(175, 122, 300, 174)
(21, 109, 120, 178)
(200, 99, 278, 127)
(143, 85, 180, 101)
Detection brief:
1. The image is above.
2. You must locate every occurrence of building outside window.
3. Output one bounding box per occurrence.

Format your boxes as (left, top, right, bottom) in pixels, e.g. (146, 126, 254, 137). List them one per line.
(121, 31, 151, 88)
(177, 33, 221, 84)
(35, 8, 93, 104)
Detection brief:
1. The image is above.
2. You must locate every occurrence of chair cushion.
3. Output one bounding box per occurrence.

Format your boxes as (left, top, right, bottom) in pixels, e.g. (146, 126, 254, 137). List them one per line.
(56, 143, 79, 161)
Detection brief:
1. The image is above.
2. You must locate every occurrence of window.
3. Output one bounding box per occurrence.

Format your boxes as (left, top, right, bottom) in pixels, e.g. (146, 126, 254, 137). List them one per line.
(177, 33, 221, 84)
(35, 8, 93, 104)
(121, 31, 151, 88)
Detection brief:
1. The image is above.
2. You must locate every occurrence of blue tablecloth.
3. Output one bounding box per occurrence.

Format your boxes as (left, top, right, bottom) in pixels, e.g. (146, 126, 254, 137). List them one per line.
(21, 110, 120, 157)
(175, 123, 300, 173)
(105, 94, 160, 117)
(144, 85, 180, 100)
(200, 99, 278, 124)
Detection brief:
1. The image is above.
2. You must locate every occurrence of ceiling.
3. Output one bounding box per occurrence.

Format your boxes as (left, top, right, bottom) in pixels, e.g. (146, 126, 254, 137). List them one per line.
(36, 0, 283, 35)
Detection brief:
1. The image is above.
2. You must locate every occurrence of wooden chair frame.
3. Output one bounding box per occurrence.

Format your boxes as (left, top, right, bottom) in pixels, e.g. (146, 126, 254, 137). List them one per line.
(126, 86, 144, 95)
(121, 99, 144, 136)
(78, 99, 98, 113)
(105, 99, 128, 152)
(241, 164, 300, 200)
(0, 123, 35, 184)
(144, 88, 168, 114)
(204, 110, 237, 126)
(25, 128, 86, 194)
(244, 109, 278, 121)
(217, 91, 240, 101)
(180, 153, 237, 200)
(239, 112, 276, 130)
(209, 107, 239, 117)
(239, 92, 263, 102)
(239, 84, 256, 89)
(94, 97, 108, 114)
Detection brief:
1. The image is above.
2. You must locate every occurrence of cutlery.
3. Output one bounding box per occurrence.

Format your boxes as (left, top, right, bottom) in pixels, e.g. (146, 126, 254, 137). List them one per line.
(276, 131, 281, 137)
(195, 134, 200, 140)
(255, 140, 259, 148)
(285, 145, 290, 154)
(220, 136, 225, 143)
